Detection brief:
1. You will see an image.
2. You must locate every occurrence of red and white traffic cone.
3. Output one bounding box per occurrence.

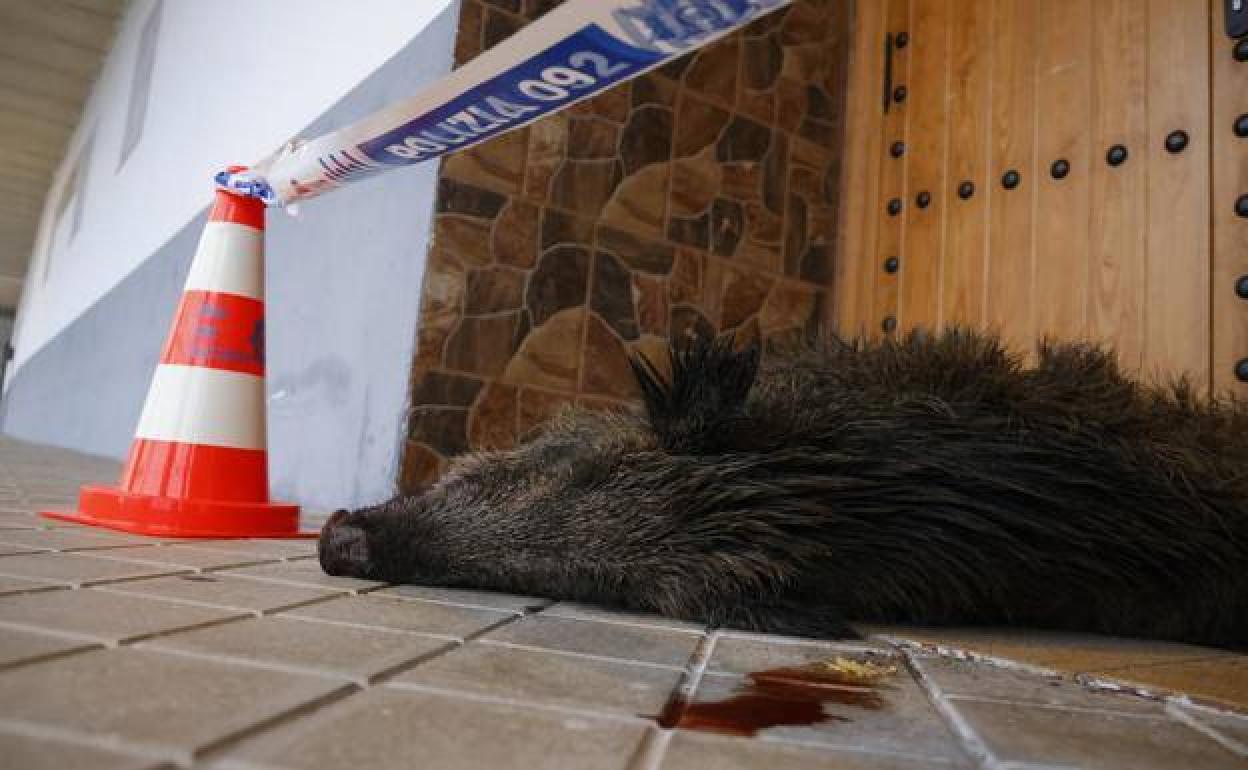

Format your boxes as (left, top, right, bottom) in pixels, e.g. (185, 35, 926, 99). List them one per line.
(44, 173, 308, 537)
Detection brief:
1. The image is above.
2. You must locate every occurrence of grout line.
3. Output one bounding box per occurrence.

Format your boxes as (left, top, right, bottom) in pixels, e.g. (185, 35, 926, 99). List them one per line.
(264, 610, 463, 642)
(627, 630, 718, 770)
(1164, 701, 1248, 759)
(378, 679, 655, 728)
(0, 640, 105, 672)
(902, 648, 998, 770)
(474, 638, 689, 672)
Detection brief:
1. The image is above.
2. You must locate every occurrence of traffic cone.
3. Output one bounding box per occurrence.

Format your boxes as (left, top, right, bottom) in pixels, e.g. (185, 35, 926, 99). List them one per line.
(43, 174, 310, 537)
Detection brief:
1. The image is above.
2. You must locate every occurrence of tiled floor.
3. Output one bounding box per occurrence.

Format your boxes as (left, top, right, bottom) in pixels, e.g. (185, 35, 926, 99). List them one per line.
(0, 437, 1243, 769)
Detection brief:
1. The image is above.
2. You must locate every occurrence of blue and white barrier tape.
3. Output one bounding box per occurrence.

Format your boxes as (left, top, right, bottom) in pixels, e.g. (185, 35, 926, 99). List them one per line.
(217, 0, 791, 207)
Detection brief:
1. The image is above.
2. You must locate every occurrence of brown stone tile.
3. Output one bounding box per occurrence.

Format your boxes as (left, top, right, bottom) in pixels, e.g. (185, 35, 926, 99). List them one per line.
(453, 0, 483, 65)
(633, 73, 677, 108)
(217, 560, 386, 594)
(602, 161, 670, 238)
(408, 407, 470, 456)
(1092, 657, 1248, 711)
(493, 197, 540, 267)
(720, 266, 774, 329)
(372, 584, 549, 613)
(669, 248, 705, 305)
(597, 225, 675, 275)
(523, 115, 568, 200)
(434, 214, 493, 268)
(742, 34, 784, 93)
(504, 307, 584, 391)
(591, 251, 639, 341)
(399, 441, 446, 493)
(526, 245, 591, 325)
(0, 586, 244, 644)
(222, 687, 646, 770)
(283, 594, 513, 640)
(635, 274, 669, 336)
(684, 37, 740, 106)
(0, 552, 186, 587)
(0, 625, 98, 669)
(568, 116, 620, 161)
(140, 616, 449, 683)
(391, 640, 682, 717)
(98, 573, 339, 614)
(464, 266, 527, 315)
(436, 177, 507, 219)
(442, 128, 528, 195)
(909, 654, 1165, 715)
(760, 282, 817, 336)
(550, 159, 624, 216)
(711, 198, 745, 258)
(581, 314, 641, 400)
(951, 699, 1244, 769)
(661, 732, 950, 770)
(443, 311, 528, 378)
(413, 249, 466, 368)
(541, 206, 595, 251)
(670, 305, 716, 343)
(620, 105, 674, 175)
(469, 382, 519, 450)
(670, 150, 722, 218)
(517, 388, 579, 437)
(0, 647, 348, 762)
(0, 730, 164, 770)
(411, 369, 484, 408)
(674, 94, 731, 158)
(483, 615, 701, 667)
(572, 83, 631, 123)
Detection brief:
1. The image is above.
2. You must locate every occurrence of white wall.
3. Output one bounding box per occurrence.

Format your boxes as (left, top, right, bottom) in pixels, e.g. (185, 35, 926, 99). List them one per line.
(10, 0, 455, 375)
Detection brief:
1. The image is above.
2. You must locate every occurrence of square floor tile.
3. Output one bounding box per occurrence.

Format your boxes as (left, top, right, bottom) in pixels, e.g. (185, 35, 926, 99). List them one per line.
(218, 560, 386, 593)
(951, 699, 1244, 769)
(98, 574, 341, 613)
(910, 654, 1163, 714)
(140, 616, 452, 683)
(0, 729, 166, 770)
(0, 587, 244, 644)
(220, 687, 646, 770)
(543, 602, 706, 633)
(0, 575, 61, 597)
(0, 626, 98, 668)
(709, 633, 896, 676)
(0, 552, 188, 586)
(482, 615, 702, 667)
(0, 647, 349, 761)
(372, 584, 551, 612)
(0, 513, 43, 530)
(0, 529, 160, 552)
(661, 731, 955, 769)
(86, 545, 281, 570)
(281, 594, 513, 640)
(192, 540, 321, 559)
(390, 640, 683, 717)
(680, 670, 965, 761)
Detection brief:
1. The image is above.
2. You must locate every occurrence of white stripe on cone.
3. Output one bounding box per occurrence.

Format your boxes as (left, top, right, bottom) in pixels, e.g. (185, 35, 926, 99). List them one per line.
(134, 364, 266, 450)
(183, 222, 264, 300)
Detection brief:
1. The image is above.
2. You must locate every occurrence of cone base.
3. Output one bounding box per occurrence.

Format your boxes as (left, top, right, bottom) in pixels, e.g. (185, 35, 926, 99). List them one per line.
(41, 484, 317, 539)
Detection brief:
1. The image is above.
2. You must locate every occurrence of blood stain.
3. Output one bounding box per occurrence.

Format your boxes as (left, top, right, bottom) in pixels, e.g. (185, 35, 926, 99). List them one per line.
(652, 659, 895, 737)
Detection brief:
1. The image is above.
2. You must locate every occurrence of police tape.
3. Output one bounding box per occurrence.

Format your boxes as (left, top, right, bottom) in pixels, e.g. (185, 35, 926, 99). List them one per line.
(216, 0, 792, 207)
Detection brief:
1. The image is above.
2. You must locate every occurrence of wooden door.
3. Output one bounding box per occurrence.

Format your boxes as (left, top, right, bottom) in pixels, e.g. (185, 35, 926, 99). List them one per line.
(836, 0, 1242, 396)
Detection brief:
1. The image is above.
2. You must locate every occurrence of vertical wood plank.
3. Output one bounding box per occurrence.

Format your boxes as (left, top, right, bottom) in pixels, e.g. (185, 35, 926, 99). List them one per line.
(869, 0, 915, 337)
(1086, 0, 1149, 371)
(1145, 0, 1210, 388)
(832, 0, 889, 335)
(898, 0, 951, 331)
(1210, 0, 1248, 396)
(939, 0, 992, 328)
(1032, 0, 1093, 342)
(984, 0, 1038, 354)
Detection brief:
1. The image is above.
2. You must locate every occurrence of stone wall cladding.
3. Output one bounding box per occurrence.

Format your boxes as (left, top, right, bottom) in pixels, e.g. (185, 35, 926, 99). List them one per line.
(402, 0, 851, 491)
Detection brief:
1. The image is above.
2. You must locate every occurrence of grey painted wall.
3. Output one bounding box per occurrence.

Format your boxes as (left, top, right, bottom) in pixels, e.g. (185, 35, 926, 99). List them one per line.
(2, 2, 459, 510)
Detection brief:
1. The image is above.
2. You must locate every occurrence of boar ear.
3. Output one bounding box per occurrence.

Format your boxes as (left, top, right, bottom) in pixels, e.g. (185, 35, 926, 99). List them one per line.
(629, 334, 760, 453)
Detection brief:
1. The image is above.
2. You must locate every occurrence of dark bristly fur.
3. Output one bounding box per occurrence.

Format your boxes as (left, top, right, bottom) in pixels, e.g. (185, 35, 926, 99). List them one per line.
(320, 329, 1248, 646)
